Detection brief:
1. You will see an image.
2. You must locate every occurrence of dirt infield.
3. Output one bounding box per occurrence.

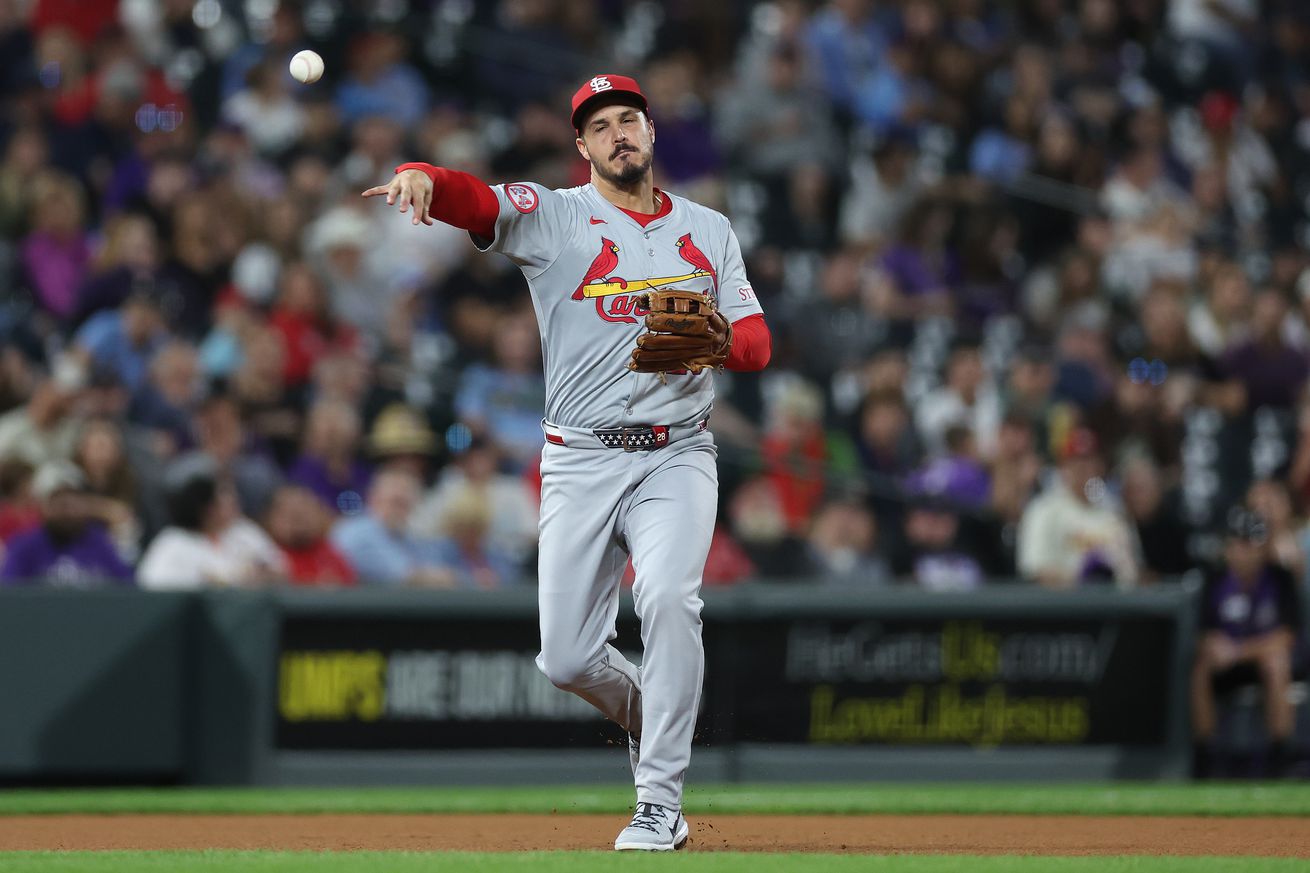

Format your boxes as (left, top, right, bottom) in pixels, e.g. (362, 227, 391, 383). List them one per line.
(2, 814, 1308, 856)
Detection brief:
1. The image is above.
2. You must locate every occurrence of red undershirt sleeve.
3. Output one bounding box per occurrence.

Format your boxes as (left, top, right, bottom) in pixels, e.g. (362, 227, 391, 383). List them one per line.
(394, 162, 498, 241)
(725, 314, 771, 372)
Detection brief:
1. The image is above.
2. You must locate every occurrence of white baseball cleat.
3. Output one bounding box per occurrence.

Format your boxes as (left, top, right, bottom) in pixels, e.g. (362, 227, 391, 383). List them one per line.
(613, 802, 689, 851)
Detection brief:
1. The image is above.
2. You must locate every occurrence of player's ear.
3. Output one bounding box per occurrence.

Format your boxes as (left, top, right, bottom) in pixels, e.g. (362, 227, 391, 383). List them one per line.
(575, 135, 590, 162)
(646, 114, 655, 144)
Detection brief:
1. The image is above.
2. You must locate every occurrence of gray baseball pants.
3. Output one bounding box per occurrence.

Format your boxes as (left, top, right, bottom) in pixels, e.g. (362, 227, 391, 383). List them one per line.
(534, 429, 716, 809)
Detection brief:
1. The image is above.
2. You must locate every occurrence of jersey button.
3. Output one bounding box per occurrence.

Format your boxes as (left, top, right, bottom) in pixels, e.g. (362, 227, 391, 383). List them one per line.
(647, 249, 654, 256)
(624, 408, 633, 416)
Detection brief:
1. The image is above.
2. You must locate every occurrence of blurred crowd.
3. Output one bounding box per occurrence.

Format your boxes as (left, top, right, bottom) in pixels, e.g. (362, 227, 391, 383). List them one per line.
(3, 0, 1310, 595)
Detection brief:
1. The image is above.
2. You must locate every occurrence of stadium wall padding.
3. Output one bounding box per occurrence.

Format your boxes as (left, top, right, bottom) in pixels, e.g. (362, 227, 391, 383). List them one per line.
(0, 585, 1199, 784)
(0, 589, 193, 781)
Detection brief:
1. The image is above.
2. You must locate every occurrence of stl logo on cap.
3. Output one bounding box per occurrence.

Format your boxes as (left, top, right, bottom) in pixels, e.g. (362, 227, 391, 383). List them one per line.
(570, 74, 647, 130)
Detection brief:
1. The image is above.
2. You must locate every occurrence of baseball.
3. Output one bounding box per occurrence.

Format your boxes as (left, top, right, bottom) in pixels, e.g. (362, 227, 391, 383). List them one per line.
(289, 50, 324, 84)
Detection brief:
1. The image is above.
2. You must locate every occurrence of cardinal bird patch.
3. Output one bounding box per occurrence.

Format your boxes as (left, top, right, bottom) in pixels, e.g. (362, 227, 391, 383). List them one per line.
(505, 183, 539, 214)
(574, 237, 623, 300)
(676, 233, 718, 294)
(571, 234, 718, 325)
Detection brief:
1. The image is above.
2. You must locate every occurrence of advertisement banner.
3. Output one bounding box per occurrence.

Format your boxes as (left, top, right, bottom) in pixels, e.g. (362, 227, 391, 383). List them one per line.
(274, 612, 1174, 750)
(734, 618, 1173, 746)
(276, 616, 700, 749)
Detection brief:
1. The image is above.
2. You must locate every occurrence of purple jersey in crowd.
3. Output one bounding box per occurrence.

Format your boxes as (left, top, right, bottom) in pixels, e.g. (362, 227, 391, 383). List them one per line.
(0, 525, 133, 587)
(1201, 564, 1301, 641)
(287, 455, 372, 515)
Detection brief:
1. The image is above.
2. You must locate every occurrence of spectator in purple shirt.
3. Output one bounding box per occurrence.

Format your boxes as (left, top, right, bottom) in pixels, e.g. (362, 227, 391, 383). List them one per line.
(877, 197, 960, 318)
(889, 491, 984, 591)
(20, 172, 91, 324)
(904, 425, 991, 510)
(288, 400, 372, 515)
(1191, 508, 1303, 778)
(1221, 289, 1309, 411)
(642, 54, 723, 187)
(69, 212, 163, 327)
(0, 461, 133, 587)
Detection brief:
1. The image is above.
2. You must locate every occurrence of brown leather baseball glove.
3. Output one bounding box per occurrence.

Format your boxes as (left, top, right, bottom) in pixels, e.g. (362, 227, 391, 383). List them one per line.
(627, 289, 732, 376)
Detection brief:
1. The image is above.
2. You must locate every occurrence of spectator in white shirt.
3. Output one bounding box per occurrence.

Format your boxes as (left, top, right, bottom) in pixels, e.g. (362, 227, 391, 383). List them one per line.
(839, 129, 923, 251)
(221, 59, 306, 157)
(0, 376, 82, 469)
(915, 338, 1002, 460)
(138, 458, 286, 590)
(1188, 261, 1251, 358)
(1017, 428, 1141, 589)
(1100, 145, 1188, 229)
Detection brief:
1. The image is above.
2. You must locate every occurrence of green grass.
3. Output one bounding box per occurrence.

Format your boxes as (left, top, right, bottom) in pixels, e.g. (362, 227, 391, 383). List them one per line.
(0, 853, 1303, 873)
(2, 783, 1309, 817)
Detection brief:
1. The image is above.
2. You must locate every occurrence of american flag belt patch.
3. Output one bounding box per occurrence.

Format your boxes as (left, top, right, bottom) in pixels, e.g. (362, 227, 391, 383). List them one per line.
(592, 426, 671, 451)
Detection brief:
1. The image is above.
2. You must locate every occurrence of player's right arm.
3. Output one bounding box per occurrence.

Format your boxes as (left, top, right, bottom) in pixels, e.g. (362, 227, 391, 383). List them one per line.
(362, 163, 498, 237)
(364, 163, 571, 274)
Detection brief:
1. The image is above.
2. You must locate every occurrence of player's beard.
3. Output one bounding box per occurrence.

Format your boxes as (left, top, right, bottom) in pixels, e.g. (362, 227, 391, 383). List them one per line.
(595, 145, 653, 188)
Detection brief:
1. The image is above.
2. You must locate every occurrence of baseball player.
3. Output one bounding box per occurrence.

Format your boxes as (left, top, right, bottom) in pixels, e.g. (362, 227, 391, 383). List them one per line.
(364, 74, 771, 851)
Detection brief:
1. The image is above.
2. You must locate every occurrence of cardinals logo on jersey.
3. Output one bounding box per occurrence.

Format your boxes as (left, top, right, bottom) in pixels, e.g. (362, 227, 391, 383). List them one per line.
(573, 237, 623, 300)
(573, 235, 716, 325)
(572, 237, 641, 323)
(676, 233, 718, 294)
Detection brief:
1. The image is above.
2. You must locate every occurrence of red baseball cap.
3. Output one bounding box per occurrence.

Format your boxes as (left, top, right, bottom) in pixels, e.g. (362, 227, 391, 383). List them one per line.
(1059, 427, 1100, 461)
(1200, 90, 1238, 132)
(570, 74, 648, 131)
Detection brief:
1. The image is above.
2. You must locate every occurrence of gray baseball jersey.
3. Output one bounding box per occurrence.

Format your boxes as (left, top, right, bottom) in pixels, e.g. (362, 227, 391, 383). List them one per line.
(472, 182, 764, 428)
(466, 180, 763, 813)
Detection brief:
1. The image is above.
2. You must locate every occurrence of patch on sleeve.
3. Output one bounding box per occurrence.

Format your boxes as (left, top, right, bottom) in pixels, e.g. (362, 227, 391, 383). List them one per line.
(505, 183, 539, 214)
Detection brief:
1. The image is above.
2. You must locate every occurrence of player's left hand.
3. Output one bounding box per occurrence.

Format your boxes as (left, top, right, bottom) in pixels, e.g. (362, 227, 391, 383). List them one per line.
(628, 289, 732, 376)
